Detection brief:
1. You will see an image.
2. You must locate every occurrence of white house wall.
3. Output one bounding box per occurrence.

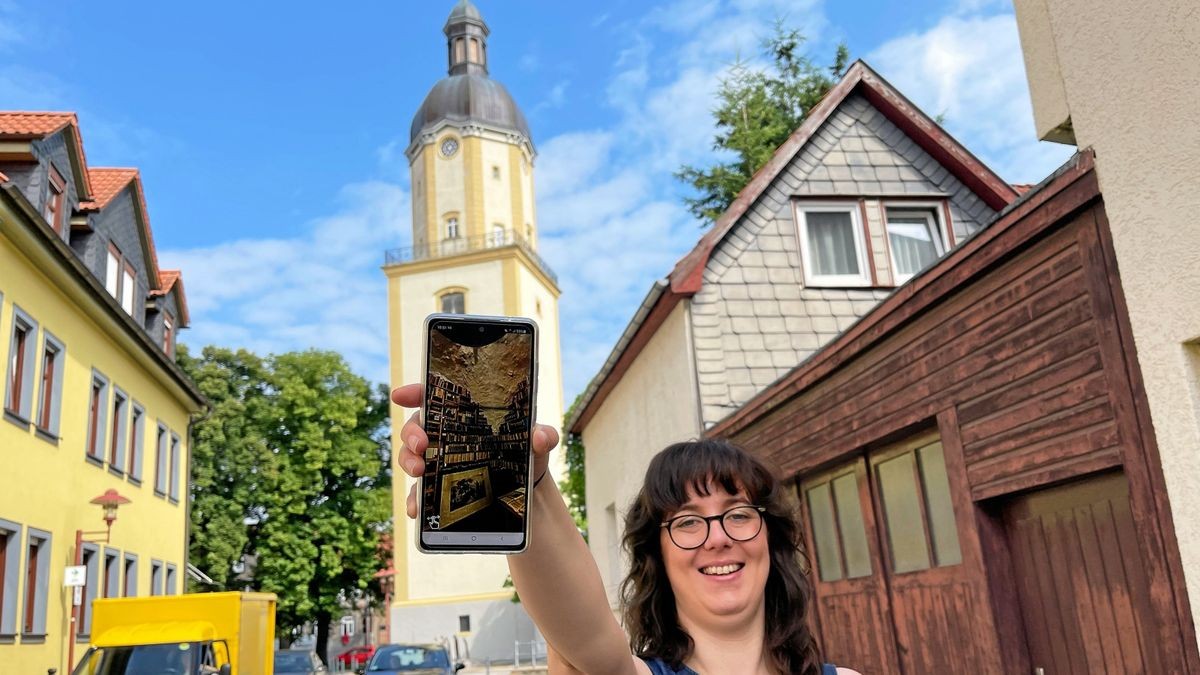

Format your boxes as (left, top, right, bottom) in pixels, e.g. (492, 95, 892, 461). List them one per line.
(582, 300, 702, 607)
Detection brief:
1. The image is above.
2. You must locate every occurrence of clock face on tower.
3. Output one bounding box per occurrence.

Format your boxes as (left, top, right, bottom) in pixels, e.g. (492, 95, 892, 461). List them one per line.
(440, 137, 459, 158)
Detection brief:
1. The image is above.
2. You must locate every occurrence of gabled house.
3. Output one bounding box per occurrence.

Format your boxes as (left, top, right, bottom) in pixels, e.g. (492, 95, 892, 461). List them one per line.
(0, 112, 203, 673)
(565, 61, 1020, 601)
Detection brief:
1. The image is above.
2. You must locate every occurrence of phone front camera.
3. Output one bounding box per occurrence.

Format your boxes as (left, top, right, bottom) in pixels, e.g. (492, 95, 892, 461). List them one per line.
(479, 327, 484, 332)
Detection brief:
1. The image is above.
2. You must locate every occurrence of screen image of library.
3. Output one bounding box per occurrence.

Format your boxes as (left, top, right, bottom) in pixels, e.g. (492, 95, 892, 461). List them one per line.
(421, 322, 534, 535)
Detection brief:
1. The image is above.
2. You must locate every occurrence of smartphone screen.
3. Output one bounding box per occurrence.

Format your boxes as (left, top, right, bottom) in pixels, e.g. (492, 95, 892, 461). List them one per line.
(419, 314, 537, 552)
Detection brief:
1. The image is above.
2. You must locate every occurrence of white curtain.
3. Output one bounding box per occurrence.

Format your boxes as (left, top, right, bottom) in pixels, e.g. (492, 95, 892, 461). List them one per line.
(888, 217, 939, 277)
(807, 211, 859, 276)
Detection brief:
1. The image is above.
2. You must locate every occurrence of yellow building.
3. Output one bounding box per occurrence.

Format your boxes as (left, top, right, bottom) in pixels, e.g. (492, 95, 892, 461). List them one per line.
(383, 1, 564, 662)
(0, 113, 204, 673)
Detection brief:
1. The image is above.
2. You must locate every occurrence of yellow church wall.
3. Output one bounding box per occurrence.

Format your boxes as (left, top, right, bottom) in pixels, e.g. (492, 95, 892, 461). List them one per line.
(461, 136, 485, 238)
(521, 155, 537, 244)
(507, 145, 525, 241)
(514, 264, 565, 482)
(0, 218, 196, 674)
(480, 139, 513, 237)
(433, 134, 465, 242)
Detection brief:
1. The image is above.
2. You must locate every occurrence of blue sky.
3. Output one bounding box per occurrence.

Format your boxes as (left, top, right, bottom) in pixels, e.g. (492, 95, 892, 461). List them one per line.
(1, 0, 1072, 404)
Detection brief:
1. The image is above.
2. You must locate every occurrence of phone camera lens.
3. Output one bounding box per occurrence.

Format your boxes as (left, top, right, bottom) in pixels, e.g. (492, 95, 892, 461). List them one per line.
(479, 327, 484, 332)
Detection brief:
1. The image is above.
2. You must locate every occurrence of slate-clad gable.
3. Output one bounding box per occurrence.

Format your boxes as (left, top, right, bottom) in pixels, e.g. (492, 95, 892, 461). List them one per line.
(3, 131, 79, 243)
(72, 184, 152, 323)
(691, 93, 1000, 426)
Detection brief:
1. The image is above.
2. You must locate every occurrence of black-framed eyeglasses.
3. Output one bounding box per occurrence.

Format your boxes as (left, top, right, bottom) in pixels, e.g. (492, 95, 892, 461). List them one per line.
(660, 505, 766, 550)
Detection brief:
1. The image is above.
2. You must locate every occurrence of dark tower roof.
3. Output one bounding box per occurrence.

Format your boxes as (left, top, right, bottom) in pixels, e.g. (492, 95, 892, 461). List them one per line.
(409, 1, 532, 146)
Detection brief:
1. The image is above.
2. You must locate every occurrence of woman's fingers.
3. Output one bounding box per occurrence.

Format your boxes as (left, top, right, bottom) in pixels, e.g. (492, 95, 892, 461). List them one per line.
(406, 482, 419, 519)
(390, 383, 423, 408)
(398, 410, 427, 477)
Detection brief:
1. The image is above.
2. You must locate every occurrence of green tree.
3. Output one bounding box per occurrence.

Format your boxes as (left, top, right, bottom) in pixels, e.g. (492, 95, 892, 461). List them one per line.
(677, 23, 850, 223)
(182, 346, 392, 665)
(560, 394, 587, 536)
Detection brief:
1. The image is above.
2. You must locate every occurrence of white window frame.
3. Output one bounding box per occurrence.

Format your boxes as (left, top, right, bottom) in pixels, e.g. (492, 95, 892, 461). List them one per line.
(883, 202, 950, 284)
(793, 201, 872, 288)
(445, 217, 459, 240)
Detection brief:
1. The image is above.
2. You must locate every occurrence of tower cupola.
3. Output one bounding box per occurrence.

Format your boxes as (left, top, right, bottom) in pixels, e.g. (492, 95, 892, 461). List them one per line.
(445, 0, 489, 77)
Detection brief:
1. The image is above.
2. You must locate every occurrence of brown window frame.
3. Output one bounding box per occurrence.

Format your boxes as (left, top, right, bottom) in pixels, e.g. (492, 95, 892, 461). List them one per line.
(0, 531, 6, 628)
(6, 323, 27, 413)
(44, 166, 66, 234)
(37, 344, 55, 429)
(128, 405, 143, 480)
(87, 376, 105, 462)
(163, 312, 175, 357)
(23, 540, 37, 634)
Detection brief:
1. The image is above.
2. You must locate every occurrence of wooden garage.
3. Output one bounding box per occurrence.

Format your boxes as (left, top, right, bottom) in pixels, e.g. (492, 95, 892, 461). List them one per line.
(710, 151, 1198, 674)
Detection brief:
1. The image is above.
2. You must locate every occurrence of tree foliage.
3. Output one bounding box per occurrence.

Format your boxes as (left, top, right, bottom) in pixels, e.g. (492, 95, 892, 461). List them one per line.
(560, 394, 588, 536)
(182, 346, 391, 661)
(677, 23, 850, 223)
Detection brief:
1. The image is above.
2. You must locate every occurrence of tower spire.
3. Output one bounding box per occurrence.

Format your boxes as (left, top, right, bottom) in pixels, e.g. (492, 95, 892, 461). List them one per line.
(445, 0, 489, 77)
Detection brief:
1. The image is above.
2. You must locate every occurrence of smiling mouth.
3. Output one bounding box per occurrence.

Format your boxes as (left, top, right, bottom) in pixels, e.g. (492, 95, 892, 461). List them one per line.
(700, 563, 745, 576)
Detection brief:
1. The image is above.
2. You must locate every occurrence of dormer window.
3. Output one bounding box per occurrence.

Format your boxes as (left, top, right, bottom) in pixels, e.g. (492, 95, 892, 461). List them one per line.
(105, 243, 137, 316)
(43, 166, 66, 234)
(794, 202, 871, 287)
(885, 207, 946, 283)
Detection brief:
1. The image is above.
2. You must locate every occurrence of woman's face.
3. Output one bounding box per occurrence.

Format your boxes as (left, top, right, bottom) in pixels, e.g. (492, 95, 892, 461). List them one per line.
(660, 484, 770, 627)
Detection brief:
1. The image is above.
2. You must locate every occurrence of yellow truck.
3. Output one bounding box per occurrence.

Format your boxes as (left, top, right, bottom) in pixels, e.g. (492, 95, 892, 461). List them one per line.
(71, 591, 277, 675)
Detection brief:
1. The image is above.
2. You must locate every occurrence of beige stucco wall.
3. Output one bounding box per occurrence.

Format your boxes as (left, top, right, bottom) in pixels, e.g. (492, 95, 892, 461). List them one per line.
(1015, 0, 1200, 631)
(582, 300, 703, 606)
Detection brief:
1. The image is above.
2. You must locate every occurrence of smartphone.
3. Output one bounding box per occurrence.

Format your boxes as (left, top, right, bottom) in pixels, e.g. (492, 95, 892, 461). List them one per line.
(417, 313, 538, 554)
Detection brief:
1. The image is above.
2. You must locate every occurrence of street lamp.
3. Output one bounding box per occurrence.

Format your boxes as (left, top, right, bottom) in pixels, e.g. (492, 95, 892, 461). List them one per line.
(68, 489, 130, 671)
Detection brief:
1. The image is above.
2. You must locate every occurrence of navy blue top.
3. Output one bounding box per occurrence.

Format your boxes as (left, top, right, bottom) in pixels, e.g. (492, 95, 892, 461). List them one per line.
(642, 657, 837, 674)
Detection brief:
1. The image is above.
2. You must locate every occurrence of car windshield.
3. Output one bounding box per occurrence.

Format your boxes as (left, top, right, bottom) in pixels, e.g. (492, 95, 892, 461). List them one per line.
(76, 643, 204, 675)
(274, 652, 313, 671)
(368, 646, 450, 671)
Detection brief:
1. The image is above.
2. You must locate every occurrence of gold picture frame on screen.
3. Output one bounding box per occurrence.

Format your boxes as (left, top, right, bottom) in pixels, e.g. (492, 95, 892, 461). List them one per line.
(439, 466, 492, 527)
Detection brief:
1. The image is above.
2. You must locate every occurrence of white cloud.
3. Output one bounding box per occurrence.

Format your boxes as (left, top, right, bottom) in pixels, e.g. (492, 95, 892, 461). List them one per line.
(161, 181, 410, 384)
(868, 12, 1074, 183)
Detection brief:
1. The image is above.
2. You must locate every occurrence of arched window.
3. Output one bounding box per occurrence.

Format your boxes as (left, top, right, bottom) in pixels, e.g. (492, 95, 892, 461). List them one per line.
(455, 38, 465, 64)
(468, 38, 480, 63)
(525, 224, 533, 242)
(446, 217, 460, 239)
(441, 292, 465, 314)
(491, 224, 506, 247)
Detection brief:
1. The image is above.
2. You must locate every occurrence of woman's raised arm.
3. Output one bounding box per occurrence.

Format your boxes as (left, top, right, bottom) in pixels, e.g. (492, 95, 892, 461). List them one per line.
(390, 384, 643, 675)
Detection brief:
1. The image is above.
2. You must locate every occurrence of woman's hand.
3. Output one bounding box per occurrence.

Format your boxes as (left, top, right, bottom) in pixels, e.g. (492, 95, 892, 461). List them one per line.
(390, 383, 561, 518)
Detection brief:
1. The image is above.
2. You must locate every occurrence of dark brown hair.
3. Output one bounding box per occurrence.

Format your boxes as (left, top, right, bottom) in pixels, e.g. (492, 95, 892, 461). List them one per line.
(619, 438, 822, 675)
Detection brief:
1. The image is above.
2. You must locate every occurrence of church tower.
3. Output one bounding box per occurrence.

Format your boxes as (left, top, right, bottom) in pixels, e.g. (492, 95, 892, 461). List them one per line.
(384, 0, 563, 658)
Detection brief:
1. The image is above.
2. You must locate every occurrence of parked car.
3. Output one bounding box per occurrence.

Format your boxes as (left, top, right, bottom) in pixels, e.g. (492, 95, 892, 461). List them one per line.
(336, 644, 376, 670)
(275, 649, 328, 674)
(365, 644, 463, 674)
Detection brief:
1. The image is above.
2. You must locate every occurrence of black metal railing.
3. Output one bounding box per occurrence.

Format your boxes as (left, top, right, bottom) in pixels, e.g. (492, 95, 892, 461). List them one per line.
(384, 230, 559, 285)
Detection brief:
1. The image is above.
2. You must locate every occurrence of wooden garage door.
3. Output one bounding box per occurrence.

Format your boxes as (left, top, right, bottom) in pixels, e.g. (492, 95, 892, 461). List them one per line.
(801, 432, 1000, 673)
(1004, 471, 1164, 674)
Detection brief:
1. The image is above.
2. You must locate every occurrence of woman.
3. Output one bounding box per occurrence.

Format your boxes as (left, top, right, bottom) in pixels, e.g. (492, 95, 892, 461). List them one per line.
(392, 384, 859, 675)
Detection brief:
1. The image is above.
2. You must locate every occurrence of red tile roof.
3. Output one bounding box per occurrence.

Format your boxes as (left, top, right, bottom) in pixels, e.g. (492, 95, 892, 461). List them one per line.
(0, 111, 76, 136)
(0, 111, 92, 198)
(150, 270, 190, 326)
(79, 168, 138, 210)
